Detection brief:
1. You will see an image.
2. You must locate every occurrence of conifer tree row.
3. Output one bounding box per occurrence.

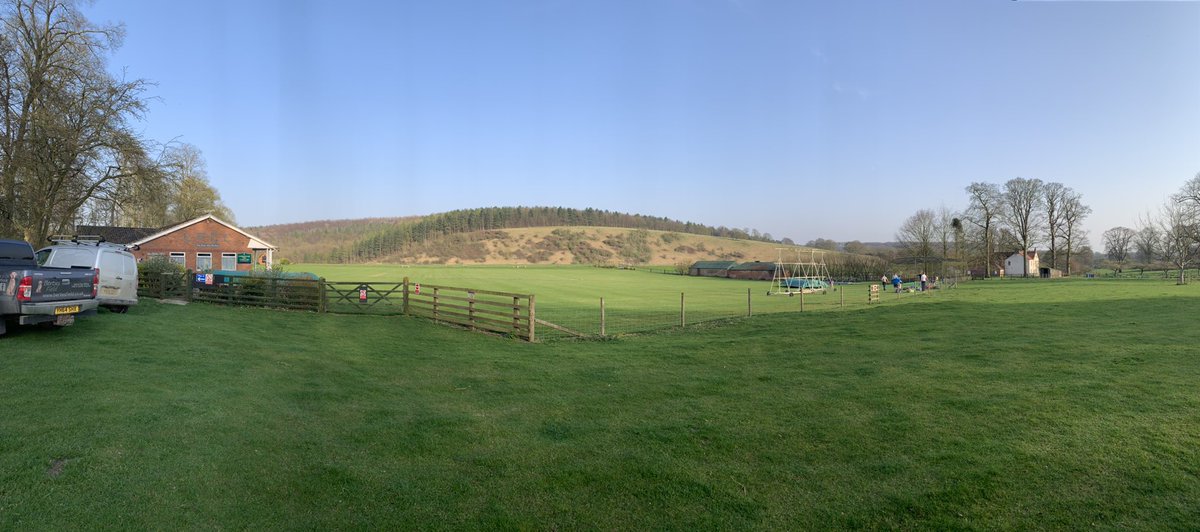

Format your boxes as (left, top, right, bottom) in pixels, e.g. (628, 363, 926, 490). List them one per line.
(333, 206, 777, 263)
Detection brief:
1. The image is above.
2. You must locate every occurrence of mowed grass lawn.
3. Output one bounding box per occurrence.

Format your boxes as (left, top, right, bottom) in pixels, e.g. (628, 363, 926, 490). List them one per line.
(2, 278, 1199, 528)
(297, 263, 917, 336)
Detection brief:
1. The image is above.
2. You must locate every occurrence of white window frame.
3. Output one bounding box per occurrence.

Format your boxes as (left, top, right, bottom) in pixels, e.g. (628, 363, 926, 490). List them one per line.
(196, 252, 213, 271)
(221, 253, 237, 271)
(169, 252, 186, 267)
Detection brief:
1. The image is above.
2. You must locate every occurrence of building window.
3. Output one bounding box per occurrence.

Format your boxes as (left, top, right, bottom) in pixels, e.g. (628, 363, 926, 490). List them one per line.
(221, 253, 236, 271)
(169, 252, 186, 267)
(196, 253, 212, 271)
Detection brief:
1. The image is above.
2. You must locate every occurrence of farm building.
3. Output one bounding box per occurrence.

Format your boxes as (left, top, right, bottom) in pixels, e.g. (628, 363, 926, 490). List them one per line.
(1039, 267, 1063, 279)
(77, 214, 277, 271)
(726, 261, 776, 281)
(688, 261, 737, 277)
(1004, 250, 1040, 277)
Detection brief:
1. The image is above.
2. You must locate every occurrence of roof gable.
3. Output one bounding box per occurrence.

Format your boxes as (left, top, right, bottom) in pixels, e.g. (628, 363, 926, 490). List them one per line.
(129, 214, 277, 249)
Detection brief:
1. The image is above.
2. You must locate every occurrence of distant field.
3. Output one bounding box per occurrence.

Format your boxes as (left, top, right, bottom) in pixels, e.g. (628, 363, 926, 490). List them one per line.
(294, 263, 921, 336)
(2, 279, 1198, 528)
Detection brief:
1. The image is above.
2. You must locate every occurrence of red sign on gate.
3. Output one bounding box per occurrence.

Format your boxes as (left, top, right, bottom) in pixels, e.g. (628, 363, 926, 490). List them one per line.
(359, 288, 367, 302)
(414, 283, 420, 295)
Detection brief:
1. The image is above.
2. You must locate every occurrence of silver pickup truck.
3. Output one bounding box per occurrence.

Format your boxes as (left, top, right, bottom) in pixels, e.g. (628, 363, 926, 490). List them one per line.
(0, 239, 98, 336)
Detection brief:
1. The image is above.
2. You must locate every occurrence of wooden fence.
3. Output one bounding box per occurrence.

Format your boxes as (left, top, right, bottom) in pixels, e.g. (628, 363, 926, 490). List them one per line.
(138, 271, 537, 341)
(324, 279, 536, 341)
(137, 271, 191, 300)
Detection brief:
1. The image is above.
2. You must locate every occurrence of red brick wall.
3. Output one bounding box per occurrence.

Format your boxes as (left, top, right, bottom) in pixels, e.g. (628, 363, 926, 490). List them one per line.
(132, 219, 257, 271)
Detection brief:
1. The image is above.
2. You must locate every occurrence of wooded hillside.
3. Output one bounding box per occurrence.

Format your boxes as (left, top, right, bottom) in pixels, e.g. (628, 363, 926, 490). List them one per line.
(252, 207, 781, 264)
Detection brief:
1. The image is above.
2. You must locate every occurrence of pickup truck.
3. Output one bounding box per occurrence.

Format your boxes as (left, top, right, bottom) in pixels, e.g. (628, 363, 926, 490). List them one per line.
(0, 239, 98, 336)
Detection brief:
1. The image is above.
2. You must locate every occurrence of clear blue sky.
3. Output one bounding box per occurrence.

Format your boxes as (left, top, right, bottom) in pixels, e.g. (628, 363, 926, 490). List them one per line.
(84, 0, 1199, 244)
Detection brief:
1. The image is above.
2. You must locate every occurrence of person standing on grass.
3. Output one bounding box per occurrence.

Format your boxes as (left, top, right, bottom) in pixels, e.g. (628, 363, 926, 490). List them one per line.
(920, 272, 928, 292)
(881, 275, 888, 290)
(892, 273, 901, 293)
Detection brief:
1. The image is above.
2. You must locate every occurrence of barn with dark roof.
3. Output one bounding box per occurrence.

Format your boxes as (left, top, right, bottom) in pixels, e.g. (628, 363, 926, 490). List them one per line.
(726, 261, 777, 281)
(688, 260, 737, 278)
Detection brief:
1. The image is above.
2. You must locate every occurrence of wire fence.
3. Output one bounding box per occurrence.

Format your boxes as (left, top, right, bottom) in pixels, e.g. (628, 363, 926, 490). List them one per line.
(139, 268, 961, 342)
(1091, 268, 1200, 281)
(532, 279, 959, 340)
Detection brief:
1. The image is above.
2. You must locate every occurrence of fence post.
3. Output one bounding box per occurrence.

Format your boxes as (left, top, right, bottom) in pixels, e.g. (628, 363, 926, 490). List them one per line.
(600, 297, 606, 336)
(680, 292, 686, 327)
(840, 284, 844, 309)
(747, 288, 752, 317)
(513, 296, 521, 336)
(433, 287, 440, 322)
(319, 278, 328, 312)
(403, 277, 410, 315)
(468, 292, 476, 331)
(527, 294, 536, 342)
(800, 288, 804, 312)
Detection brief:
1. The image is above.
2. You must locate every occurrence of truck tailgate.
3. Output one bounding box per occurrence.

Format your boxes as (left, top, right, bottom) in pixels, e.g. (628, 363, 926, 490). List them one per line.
(8, 268, 95, 302)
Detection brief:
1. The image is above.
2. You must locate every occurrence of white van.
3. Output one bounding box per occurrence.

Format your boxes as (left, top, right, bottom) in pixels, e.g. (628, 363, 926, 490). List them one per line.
(36, 240, 138, 312)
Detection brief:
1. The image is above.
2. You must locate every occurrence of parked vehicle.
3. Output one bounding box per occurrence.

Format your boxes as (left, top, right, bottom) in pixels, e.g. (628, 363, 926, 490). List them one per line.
(0, 239, 98, 336)
(37, 236, 138, 312)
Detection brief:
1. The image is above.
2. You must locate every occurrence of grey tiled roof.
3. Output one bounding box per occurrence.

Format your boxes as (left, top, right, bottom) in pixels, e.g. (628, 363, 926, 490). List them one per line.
(74, 225, 161, 244)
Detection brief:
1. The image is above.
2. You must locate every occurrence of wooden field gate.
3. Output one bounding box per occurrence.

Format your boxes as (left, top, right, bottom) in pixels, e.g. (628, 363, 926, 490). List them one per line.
(138, 272, 537, 342)
(321, 278, 536, 341)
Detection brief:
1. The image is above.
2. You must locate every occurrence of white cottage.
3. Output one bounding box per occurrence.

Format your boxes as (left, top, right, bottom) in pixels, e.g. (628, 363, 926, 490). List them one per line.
(1004, 250, 1040, 277)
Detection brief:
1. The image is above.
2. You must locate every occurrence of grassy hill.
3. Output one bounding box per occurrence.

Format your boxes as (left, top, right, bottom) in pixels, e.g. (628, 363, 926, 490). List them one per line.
(251, 207, 798, 266)
(250, 216, 421, 263)
(367, 226, 818, 266)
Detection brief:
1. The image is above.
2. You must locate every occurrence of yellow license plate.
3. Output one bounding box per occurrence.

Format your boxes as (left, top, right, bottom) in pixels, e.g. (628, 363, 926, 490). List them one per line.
(54, 305, 80, 315)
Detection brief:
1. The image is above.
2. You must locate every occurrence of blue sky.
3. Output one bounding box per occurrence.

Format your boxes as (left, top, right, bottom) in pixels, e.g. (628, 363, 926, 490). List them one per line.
(84, 0, 1199, 243)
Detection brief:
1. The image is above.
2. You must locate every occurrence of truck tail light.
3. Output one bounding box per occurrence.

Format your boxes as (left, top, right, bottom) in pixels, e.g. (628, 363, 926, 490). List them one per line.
(16, 276, 32, 302)
(92, 269, 99, 298)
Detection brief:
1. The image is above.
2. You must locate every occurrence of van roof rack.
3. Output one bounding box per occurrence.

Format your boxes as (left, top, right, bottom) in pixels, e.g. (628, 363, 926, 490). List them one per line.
(47, 235, 138, 251)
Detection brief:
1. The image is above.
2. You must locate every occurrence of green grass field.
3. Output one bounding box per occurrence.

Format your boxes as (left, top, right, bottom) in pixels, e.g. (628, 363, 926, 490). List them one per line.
(2, 277, 1198, 528)
(297, 263, 935, 337)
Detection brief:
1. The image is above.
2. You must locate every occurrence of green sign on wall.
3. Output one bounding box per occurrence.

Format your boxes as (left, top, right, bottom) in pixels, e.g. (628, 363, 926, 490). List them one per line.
(236, 253, 253, 264)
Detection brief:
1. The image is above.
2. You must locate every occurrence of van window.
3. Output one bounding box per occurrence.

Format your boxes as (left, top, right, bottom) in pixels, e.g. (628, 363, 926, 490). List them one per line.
(123, 254, 137, 276)
(100, 251, 123, 275)
(44, 248, 96, 268)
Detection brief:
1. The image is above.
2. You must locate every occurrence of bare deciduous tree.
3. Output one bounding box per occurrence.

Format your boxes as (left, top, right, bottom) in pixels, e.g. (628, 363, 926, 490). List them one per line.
(1134, 214, 1160, 265)
(964, 182, 1003, 276)
(162, 143, 235, 223)
(0, 0, 153, 243)
(1157, 202, 1199, 285)
(1102, 226, 1136, 270)
(896, 209, 937, 274)
(1059, 190, 1090, 276)
(1001, 178, 1045, 276)
(1043, 182, 1068, 270)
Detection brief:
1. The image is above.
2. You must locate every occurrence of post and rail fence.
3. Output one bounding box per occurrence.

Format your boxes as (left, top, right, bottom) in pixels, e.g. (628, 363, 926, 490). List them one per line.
(139, 271, 537, 341)
(138, 270, 964, 343)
